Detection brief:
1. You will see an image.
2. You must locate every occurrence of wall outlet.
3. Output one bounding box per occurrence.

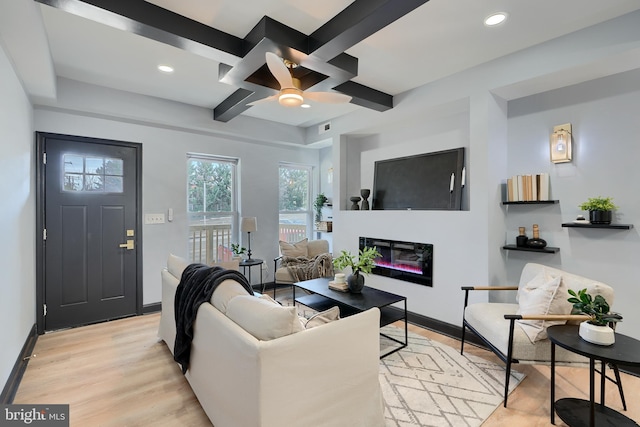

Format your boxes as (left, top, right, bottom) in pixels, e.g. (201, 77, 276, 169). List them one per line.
(145, 213, 165, 224)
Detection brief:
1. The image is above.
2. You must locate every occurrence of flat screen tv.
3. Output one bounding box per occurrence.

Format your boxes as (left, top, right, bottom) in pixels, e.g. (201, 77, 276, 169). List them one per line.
(372, 147, 465, 210)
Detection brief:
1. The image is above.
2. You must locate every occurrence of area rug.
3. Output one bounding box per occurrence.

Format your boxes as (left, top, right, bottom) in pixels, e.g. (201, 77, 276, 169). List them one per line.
(277, 295, 525, 426)
(380, 327, 524, 427)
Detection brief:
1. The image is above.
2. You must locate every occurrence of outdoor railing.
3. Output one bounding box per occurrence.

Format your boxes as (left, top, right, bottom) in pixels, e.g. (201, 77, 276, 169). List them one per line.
(189, 223, 309, 263)
(189, 224, 233, 264)
(279, 224, 307, 243)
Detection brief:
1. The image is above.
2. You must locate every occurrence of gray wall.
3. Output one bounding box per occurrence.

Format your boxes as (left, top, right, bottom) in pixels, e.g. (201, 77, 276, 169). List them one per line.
(35, 95, 320, 304)
(0, 43, 36, 389)
(505, 69, 640, 338)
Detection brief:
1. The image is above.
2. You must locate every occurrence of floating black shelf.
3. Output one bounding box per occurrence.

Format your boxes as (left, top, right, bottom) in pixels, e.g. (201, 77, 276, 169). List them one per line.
(503, 244, 559, 253)
(562, 223, 634, 230)
(502, 200, 559, 205)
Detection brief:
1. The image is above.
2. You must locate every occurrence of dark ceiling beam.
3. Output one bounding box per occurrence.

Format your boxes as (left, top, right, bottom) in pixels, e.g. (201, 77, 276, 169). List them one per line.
(333, 81, 393, 111)
(35, 0, 244, 63)
(309, 0, 430, 61)
(39, 0, 424, 122)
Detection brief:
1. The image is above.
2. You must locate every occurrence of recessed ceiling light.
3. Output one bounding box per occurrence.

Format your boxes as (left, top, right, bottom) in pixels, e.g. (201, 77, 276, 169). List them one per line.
(484, 12, 507, 27)
(158, 64, 174, 73)
(301, 104, 311, 109)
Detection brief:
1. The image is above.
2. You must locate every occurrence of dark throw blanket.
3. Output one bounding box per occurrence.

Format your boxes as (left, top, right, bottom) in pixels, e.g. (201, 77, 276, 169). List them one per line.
(173, 263, 253, 373)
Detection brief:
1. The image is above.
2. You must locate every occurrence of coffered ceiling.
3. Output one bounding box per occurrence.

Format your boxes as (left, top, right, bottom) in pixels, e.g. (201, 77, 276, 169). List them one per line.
(7, 1, 640, 128)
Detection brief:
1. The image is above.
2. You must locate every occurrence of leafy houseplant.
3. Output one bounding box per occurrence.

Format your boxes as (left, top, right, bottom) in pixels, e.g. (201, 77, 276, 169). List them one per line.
(314, 193, 328, 223)
(568, 288, 622, 345)
(231, 243, 246, 258)
(332, 246, 381, 293)
(578, 196, 618, 225)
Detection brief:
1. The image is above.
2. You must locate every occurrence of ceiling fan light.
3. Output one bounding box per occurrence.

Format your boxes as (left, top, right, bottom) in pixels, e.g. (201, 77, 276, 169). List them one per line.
(278, 88, 304, 107)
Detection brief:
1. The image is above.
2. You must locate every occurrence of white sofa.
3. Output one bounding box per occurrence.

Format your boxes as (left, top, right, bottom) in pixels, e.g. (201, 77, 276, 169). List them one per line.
(158, 254, 385, 427)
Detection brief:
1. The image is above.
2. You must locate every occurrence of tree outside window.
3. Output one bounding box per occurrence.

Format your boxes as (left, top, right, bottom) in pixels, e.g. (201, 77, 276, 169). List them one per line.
(187, 154, 238, 263)
(279, 164, 311, 243)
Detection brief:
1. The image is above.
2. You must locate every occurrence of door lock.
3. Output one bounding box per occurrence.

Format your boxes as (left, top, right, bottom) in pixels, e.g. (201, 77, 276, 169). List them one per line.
(119, 239, 134, 250)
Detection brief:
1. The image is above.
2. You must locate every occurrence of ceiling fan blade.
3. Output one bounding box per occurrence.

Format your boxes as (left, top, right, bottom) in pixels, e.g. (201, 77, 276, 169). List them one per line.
(304, 91, 352, 104)
(247, 94, 278, 106)
(265, 52, 294, 89)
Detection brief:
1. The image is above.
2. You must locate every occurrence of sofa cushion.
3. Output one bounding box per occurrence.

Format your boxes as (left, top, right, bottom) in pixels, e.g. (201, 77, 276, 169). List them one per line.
(305, 306, 340, 329)
(279, 238, 308, 257)
(211, 279, 252, 314)
(226, 294, 304, 340)
(167, 253, 190, 278)
(516, 270, 573, 342)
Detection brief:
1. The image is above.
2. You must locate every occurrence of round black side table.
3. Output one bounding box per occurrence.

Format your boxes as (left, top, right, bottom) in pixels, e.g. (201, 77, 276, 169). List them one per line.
(239, 258, 264, 292)
(547, 325, 640, 427)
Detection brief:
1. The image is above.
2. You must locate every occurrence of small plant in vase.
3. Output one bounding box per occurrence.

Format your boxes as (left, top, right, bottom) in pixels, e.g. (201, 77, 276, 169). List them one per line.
(578, 196, 618, 225)
(332, 246, 381, 293)
(568, 288, 622, 345)
(314, 193, 328, 224)
(230, 243, 246, 259)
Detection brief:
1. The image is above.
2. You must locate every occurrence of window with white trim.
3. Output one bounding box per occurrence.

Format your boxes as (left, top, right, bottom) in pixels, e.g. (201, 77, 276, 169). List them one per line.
(187, 154, 238, 263)
(278, 163, 312, 243)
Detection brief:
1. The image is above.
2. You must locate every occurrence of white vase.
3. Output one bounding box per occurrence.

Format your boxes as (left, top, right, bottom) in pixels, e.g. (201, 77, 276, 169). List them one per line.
(579, 321, 615, 346)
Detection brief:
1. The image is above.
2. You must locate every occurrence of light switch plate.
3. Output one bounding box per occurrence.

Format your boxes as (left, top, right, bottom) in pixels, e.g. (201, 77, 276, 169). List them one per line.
(145, 213, 165, 224)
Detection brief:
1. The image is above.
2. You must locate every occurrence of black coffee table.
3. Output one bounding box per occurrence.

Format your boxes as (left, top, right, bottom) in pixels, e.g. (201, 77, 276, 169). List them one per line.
(548, 325, 640, 427)
(293, 278, 407, 358)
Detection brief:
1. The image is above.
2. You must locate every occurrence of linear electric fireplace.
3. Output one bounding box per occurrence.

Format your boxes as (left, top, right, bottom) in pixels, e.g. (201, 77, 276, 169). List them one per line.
(359, 237, 433, 286)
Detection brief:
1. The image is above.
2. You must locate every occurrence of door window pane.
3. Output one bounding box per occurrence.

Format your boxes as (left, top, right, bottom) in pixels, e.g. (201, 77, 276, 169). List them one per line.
(62, 154, 124, 193)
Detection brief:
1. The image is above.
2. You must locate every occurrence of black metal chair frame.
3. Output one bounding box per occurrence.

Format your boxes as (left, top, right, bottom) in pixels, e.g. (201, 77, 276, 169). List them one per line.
(460, 286, 626, 409)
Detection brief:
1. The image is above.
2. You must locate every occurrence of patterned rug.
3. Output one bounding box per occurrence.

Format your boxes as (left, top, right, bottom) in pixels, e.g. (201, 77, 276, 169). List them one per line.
(277, 294, 525, 426)
(380, 327, 524, 427)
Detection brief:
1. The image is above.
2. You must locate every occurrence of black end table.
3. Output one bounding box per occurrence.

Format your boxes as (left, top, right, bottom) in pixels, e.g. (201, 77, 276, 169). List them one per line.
(239, 258, 264, 292)
(547, 325, 640, 427)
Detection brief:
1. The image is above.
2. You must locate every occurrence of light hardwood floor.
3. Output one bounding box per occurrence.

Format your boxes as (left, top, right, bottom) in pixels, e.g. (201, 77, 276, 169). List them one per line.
(14, 313, 640, 426)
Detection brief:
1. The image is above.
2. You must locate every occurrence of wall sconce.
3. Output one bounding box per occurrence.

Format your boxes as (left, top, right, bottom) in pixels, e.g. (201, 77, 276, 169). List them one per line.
(327, 167, 333, 184)
(550, 123, 572, 163)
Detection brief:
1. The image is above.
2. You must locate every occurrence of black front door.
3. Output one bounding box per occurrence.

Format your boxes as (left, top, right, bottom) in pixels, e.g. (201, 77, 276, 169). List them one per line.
(37, 133, 141, 331)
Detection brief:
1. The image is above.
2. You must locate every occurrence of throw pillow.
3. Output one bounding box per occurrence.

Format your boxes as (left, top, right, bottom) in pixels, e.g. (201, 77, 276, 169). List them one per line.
(279, 238, 309, 258)
(516, 271, 572, 342)
(305, 306, 340, 329)
(226, 294, 304, 340)
(211, 279, 252, 314)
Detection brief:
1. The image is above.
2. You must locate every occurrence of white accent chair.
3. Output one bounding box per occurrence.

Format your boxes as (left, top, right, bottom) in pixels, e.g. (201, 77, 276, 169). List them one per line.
(460, 263, 625, 408)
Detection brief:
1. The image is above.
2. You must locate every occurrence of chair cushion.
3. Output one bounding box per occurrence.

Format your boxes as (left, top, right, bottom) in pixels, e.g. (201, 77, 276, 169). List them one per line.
(279, 238, 308, 257)
(516, 271, 573, 342)
(226, 294, 304, 340)
(465, 303, 587, 363)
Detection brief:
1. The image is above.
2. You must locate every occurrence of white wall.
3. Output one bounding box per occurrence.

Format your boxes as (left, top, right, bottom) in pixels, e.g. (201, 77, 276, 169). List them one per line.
(327, 11, 640, 338)
(506, 68, 640, 339)
(0, 43, 36, 388)
(35, 86, 319, 304)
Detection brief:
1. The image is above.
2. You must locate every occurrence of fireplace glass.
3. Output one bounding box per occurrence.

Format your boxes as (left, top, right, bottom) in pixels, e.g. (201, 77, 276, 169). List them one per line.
(359, 237, 433, 286)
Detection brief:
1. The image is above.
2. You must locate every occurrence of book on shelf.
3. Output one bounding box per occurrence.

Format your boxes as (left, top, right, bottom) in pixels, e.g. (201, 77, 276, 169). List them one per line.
(506, 173, 550, 202)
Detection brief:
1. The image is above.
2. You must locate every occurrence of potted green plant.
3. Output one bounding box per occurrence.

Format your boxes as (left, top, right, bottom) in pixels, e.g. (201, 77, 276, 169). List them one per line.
(332, 246, 381, 293)
(568, 288, 622, 345)
(230, 243, 246, 260)
(314, 193, 328, 223)
(578, 196, 618, 225)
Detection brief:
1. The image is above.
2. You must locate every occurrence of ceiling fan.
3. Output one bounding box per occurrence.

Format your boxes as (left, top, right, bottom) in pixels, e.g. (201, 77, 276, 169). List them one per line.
(248, 52, 352, 108)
